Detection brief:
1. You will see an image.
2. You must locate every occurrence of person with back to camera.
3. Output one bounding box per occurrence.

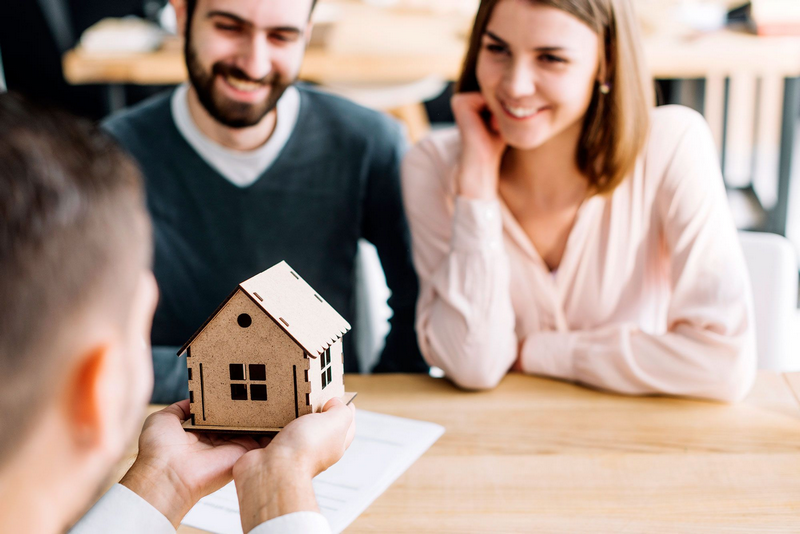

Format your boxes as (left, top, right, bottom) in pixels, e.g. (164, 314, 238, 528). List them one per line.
(402, 0, 756, 400)
(0, 92, 352, 534)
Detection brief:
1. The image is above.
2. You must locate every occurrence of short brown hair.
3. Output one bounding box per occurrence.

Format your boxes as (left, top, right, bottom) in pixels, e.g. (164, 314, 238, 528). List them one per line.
(457, 0, 654, 194)
(0, 93, 152, 466)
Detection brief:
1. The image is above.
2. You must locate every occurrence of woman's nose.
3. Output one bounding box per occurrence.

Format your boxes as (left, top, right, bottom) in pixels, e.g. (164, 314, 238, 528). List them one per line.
(503, 60, 536, 99)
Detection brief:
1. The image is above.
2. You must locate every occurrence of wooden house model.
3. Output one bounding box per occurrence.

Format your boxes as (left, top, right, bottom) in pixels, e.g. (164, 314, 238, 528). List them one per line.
(177, 261, 356, 433)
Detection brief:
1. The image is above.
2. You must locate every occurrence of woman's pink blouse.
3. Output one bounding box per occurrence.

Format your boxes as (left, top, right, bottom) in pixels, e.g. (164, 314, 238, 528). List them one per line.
(401, 105, 756, 401)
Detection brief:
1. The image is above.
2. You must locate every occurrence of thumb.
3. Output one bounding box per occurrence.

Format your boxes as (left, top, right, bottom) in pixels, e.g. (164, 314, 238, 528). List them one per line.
(320, 398, 356, 441)
(321, 397, 345, 412)
(155, 399, 191, 422)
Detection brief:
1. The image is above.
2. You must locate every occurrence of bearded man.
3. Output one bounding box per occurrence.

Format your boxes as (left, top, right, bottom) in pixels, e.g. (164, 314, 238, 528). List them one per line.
(104, 0, 427, 403)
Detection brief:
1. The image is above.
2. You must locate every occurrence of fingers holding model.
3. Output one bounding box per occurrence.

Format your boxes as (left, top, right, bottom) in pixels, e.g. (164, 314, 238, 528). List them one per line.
(257, 397, 357, 477)
(233, 398, 356, 533)
(119, 397, 355, 532)
(120, 399, 262, 528)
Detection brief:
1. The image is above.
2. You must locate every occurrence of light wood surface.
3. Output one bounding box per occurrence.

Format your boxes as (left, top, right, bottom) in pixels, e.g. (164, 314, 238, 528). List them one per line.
(62, 2, 800, 87)
(62, 31, 800, 86)
(112, 371, 800, 532)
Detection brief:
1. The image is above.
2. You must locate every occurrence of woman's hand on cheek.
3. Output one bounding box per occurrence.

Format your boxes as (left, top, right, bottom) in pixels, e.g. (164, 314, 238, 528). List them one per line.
(451, 92, 507, 200)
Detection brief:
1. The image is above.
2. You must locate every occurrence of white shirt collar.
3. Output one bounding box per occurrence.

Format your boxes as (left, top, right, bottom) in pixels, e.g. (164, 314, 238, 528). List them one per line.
(171, 83, 301, 187)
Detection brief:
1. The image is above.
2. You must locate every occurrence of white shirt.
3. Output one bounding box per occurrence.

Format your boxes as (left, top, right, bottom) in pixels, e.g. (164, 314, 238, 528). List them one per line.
(70, 484, 332, 534)
(171, 83, 301, 188)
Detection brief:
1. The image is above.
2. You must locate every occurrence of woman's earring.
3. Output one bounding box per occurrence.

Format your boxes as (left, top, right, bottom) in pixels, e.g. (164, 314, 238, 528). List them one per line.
(599, 82, 611, 95)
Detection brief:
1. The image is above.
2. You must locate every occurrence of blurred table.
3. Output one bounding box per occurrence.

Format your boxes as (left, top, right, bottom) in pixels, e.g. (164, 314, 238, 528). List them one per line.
(62, 1, 800, 236)
(110, 372, 800, 532)
(62, 6, 800, 85)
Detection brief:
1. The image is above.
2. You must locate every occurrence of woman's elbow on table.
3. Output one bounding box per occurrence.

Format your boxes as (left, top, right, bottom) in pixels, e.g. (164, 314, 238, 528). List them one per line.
(448, 369, 506, 391)
(708, 364, 756, 403)
(699, 344, 757, 403)
(420, 340, 508, 390)
(420, 328, 517, 391)
(440, 357, 510, 391)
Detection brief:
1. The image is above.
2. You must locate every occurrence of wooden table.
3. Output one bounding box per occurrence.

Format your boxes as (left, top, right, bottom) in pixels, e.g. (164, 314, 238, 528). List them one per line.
(114, 372, 800, 532)
(61, 9, 800, 86)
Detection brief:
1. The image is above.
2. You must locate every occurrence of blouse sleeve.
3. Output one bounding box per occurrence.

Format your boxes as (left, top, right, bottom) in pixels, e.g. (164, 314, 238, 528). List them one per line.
(519, 108, 757, 402)
(401, 135, 518, 389)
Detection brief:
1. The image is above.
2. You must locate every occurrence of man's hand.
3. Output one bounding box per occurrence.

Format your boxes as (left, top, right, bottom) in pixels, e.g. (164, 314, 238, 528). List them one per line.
(259, 397, 356, 478)
(120, 400, 261, 528)
(233, 398, 356, 533)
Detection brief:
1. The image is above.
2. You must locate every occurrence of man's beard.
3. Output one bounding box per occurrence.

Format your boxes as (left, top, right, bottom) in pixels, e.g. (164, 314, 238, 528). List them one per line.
(185, 38, 294, 129)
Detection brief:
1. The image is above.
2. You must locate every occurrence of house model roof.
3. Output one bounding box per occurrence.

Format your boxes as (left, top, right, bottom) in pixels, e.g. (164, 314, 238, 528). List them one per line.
(240, 261, 351, 357)
(178, 261, 351, 358)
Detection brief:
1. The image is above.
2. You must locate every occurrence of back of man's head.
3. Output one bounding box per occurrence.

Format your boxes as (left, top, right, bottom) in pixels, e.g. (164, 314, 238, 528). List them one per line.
(0, 93, 152, 467)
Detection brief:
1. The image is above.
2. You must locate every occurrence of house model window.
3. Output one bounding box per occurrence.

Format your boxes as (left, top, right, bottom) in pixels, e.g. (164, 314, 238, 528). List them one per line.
(321, 348, 332, 389)
(176, 260, 356, 433)
(229, 363, 268, 401)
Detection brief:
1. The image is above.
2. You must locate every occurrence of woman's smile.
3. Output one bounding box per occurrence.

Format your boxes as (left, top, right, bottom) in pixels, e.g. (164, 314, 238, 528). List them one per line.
(498, 99, 551, 120)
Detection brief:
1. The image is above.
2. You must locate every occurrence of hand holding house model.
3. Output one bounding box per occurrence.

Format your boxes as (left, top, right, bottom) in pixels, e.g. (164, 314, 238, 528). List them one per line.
(177, 261, 357, 433)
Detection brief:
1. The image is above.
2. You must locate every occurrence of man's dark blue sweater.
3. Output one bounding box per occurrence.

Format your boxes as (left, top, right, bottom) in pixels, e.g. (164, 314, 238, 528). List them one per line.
(104, 85, 427, 402)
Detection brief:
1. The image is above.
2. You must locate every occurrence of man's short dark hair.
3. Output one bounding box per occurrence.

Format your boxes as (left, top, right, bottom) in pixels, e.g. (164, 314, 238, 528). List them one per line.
(0, 93, 151, 466)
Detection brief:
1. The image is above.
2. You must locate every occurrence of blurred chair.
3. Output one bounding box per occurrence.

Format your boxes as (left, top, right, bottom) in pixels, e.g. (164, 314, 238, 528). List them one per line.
(353, 239, 392, 373)
(739, 231, 800, 370)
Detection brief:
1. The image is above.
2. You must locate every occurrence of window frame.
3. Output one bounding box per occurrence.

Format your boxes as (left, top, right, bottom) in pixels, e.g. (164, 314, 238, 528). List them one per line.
(320, 347, 332, 390)
(229, 362, 268, 401)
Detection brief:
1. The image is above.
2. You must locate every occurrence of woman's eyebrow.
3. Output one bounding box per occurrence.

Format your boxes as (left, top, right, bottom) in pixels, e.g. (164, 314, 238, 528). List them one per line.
(535, 46, 571, 53)
(484, 31, 509, 46)
(484, 30, 572, 53)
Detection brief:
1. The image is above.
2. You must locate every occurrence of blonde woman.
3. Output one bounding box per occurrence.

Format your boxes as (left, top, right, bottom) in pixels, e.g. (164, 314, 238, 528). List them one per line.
(403, 0, 756, 401)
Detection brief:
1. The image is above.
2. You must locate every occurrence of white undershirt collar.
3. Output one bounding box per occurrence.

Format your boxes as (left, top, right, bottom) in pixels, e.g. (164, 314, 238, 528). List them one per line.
(171, 83, 300, 188)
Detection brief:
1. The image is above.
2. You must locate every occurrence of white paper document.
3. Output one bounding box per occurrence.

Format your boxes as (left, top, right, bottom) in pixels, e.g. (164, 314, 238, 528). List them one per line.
(182, 410, 445, 533)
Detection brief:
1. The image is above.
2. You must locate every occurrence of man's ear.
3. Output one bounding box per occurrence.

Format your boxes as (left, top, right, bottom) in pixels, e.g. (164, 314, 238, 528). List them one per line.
(171, 0, 188, 37)
(64, 342, 112, 450)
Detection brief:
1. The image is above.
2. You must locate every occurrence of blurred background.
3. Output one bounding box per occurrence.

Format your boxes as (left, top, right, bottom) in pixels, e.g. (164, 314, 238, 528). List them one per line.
(1, 0, 799, 344)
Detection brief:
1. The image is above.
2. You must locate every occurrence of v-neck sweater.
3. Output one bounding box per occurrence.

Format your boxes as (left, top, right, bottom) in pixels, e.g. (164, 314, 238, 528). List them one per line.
(103, 85, 426, 381)
(402, 105, 756, 401)
(170, 83, 300, 187)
